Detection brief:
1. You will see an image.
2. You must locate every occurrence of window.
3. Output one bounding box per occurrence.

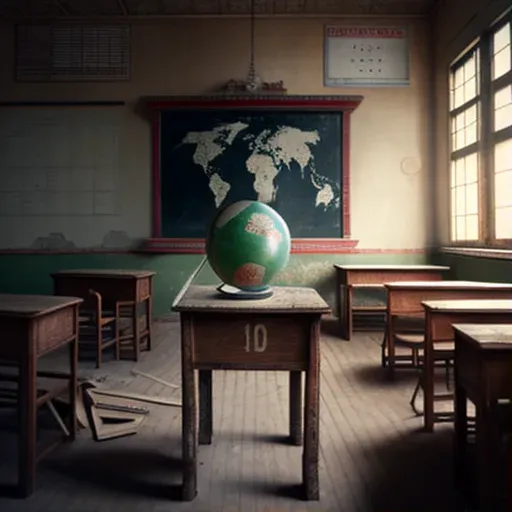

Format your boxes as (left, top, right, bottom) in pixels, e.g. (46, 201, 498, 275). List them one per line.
(449, 11, 512, 247)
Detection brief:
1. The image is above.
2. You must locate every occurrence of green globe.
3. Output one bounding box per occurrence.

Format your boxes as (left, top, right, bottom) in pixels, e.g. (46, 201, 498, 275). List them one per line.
(206, 200, 291, 292)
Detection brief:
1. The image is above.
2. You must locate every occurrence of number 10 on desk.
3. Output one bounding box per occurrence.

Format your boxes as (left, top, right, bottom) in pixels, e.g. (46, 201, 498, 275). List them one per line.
(245, 323, 268, 352)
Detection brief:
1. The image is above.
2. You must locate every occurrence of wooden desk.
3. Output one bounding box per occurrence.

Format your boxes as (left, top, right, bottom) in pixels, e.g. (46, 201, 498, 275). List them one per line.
(422, 300, 512, 432)
(173, 285, 330, 501)
(453, 324, 512, 512)
(385, 281, 512, 377)
(334, 265, 448, 340)
(51, 269, 155, 361)
(0, 293, 82, 497)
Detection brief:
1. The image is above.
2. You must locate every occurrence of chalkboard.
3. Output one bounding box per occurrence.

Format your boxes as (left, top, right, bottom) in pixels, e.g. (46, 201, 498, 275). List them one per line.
(158, 107, 344, 240)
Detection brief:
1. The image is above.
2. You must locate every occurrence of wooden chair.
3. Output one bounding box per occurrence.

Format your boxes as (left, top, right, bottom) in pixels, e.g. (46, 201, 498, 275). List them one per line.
(389, 313, 453, 418)
(78, 289, 119, 369)
(112, 300, 151, 361)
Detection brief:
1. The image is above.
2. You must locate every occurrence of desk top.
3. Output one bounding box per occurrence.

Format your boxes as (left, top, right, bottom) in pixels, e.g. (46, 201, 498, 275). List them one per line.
(333, 264, 449, 271)
(453, 323, 512, 350)
(423, 299, 512, 313)
(0, 294, 82, 318)
(51, 269, 156, 279)
(385, 280, 512, 290)
(173, 285, 331, 314)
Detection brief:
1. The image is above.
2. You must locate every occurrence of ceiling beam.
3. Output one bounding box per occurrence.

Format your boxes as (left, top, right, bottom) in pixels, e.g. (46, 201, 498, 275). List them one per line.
(0, 13, 426, 23)
(116, 0, 129, 15)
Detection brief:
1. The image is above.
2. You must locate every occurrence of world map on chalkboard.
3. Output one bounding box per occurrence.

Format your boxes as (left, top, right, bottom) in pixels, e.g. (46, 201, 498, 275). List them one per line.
(159, 109, 343, 239)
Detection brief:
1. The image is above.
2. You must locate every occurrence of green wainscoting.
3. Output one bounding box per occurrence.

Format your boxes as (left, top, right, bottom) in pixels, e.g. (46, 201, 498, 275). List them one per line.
(430, 252, 512, 283)
(0, 252, 427, 317)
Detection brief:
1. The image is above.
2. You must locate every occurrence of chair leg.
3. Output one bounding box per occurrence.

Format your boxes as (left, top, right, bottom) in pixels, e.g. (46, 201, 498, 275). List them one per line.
(445, 359, 451, 391)
(409, 375, 423, 416)
(96, 343, 101, 369)
(412, 348, 419, 367)
(96, 325, 102, 369)
(115, 323, 121, 361)
(381, 331, 387, 368)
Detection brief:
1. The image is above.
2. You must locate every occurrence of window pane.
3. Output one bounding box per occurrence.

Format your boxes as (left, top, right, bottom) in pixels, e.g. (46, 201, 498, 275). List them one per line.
(456, 216, 466, 240)
(494, 85, 512, 131)
(494, 23, 511, 53)
(465, 214, 479, 240)
(451, 104, 479, 150)
(450, 153, 480, 242)
(455, 158, 465, 185)
(450, 49, 479, 110)
(454, 66, 464, 88)
(494, 139, 512, 173)
(493, 22, 511, 80)
(495, 85, 512, 108)
(456, 187, 466, 214)
(495, 170, 512, 208)
(454, 86, 464, 108)
(466, 153, 478, 182)
(495, 206, 512, 239)
(465, 123, 477, 146)
(466, 104, 477, 124)
(464, 77, 477, 101)
(493, 46, 511, 80)
(466, 182, 479, 213)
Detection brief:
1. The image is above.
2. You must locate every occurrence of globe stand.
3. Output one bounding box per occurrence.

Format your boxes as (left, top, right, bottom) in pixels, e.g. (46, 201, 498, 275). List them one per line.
(216, 283, 274, 300)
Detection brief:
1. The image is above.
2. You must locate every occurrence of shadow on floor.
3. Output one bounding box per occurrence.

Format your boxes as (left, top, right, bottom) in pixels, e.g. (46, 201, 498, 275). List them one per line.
(46, 443, 183, 500)
(363, 427, 461, 512)
(351, 363, 420, 390)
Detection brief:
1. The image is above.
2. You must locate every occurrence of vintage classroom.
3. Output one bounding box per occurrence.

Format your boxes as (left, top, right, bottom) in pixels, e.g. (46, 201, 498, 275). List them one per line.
(0, 0, 511, 511)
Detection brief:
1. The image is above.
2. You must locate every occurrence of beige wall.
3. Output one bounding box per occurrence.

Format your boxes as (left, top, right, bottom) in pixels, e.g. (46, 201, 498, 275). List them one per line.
(0, 17, 430, 249)
(432, 0, 512, 245)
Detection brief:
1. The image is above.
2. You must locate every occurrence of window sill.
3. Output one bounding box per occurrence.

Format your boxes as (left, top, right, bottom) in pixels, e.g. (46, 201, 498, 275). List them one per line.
(440, 246, 512, 261)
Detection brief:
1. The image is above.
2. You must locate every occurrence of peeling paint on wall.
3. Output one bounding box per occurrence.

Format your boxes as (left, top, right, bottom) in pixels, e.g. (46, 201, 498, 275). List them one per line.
(101, 230, 132, 248)
(274, 260, 385, 310)
(30, 233, 75, 250)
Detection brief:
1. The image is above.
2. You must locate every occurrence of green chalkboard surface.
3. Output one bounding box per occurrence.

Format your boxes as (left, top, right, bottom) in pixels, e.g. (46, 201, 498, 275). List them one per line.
(158, 107, 344, 239)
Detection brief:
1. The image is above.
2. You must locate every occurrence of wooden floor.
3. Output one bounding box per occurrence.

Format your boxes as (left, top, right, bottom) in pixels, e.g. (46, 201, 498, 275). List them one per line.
(0, 317, 461, 512)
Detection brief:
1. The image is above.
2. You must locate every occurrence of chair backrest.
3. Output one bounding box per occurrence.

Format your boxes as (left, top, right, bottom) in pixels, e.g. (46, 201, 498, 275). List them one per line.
(79, 289, 102, 321)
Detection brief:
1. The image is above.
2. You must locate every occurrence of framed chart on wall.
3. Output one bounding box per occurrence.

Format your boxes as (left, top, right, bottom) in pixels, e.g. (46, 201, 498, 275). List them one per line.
(143, 95, 363, 254)
(324, 26, 410, 87)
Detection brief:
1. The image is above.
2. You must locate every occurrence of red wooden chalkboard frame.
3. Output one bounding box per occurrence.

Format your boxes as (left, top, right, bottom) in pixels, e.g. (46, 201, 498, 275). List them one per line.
(144, 95, 363, 254)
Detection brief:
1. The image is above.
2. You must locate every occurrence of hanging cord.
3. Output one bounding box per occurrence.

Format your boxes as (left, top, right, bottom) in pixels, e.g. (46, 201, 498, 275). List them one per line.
(246, 0, 259, 88)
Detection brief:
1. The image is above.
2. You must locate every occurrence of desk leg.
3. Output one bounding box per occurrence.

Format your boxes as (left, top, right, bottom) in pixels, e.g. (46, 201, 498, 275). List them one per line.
(18, 353, 37, 498)
(423, 317, 435, 432)
(146, 295, 153, 351)
(453, 375, 467, 489)
(199, 370, 212, 445)
(181, 313, 197, 501)
(386, 313, 395, 380)
(303, 319, 320, 501)
(68, 318, 79, 440)
(133, 303, 141, 362)
(289, 371, 302, 446)
(341, 285, 353, 341)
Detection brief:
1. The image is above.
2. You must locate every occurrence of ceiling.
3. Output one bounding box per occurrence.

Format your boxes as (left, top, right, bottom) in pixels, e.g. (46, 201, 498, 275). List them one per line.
(0, 0, 438, 19)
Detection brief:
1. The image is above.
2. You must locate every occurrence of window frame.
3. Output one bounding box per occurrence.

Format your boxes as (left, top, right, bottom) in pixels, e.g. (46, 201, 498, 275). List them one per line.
(448, 9, 512, 249)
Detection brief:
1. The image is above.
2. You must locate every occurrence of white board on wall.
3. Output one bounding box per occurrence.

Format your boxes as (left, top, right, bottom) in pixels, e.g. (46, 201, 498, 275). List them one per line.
(0, 106, 123, 249)
(324, 26, 410, 87)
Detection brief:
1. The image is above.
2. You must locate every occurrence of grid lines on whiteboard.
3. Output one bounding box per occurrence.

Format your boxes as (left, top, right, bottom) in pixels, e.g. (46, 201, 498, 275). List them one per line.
(15, 24, 130, 81)
(0, 110, 120, 217)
